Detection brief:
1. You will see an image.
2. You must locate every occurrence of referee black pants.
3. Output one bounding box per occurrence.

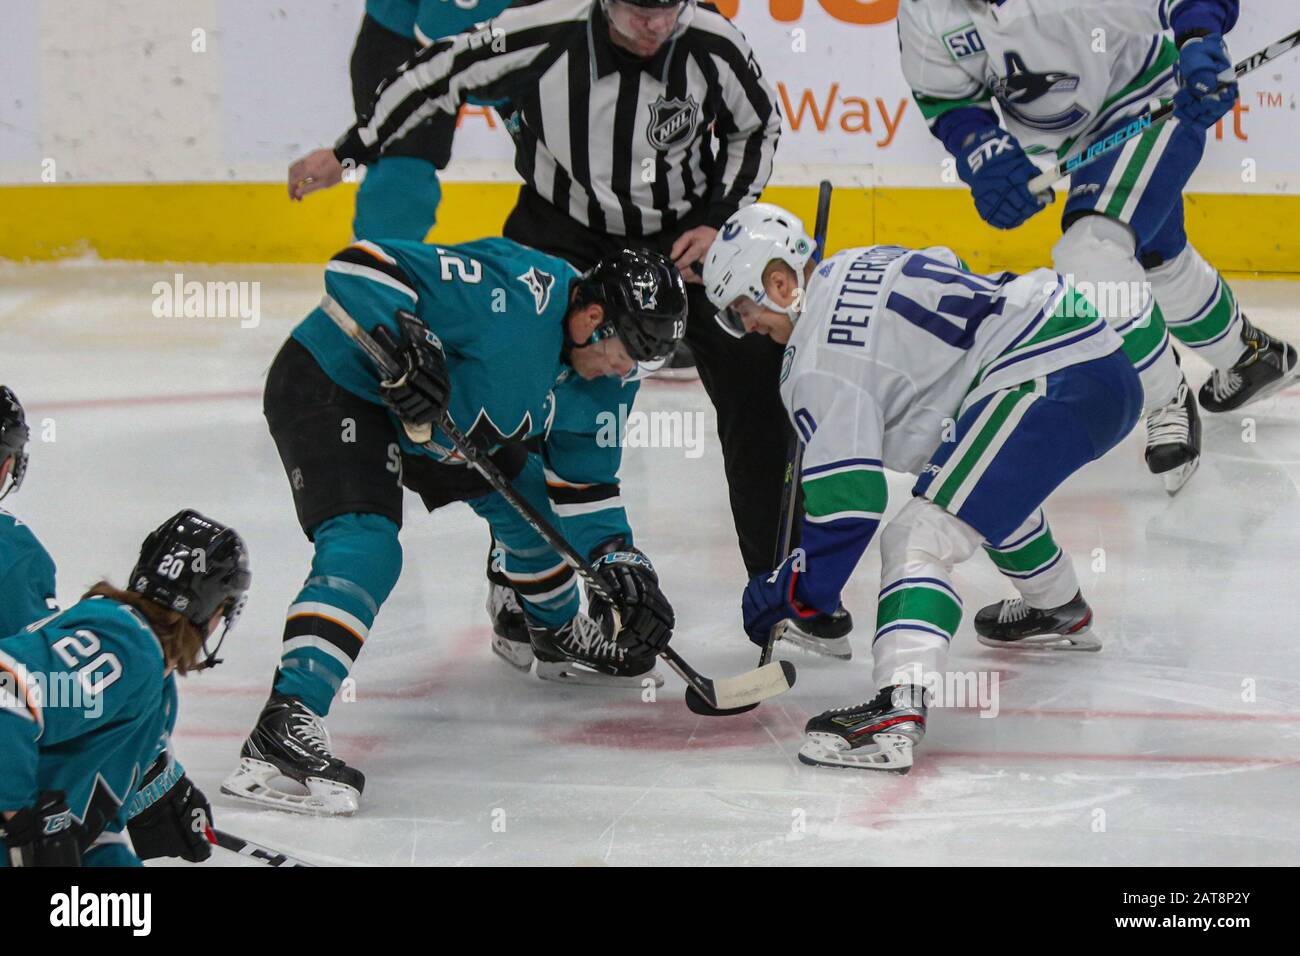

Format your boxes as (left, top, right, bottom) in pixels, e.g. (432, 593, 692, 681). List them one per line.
(504, 187, 794, 577)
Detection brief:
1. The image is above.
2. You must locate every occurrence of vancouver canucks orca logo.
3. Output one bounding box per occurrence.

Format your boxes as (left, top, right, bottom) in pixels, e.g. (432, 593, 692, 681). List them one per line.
(516, 266, 555, 315)
(646, 95, 700, 151)
(990, 51, 1088, 132)
(721, 222, 743, 241)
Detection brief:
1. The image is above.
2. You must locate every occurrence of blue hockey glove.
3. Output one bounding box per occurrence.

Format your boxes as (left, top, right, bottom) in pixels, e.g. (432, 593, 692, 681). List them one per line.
(742, 548, 818, 647)
(955, 127, 1049, 230)
(1175, 34, 1237, 129)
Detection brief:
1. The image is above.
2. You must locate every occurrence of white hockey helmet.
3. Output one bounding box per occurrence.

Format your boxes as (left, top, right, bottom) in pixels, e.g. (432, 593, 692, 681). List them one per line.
(702, 202, 816, 337)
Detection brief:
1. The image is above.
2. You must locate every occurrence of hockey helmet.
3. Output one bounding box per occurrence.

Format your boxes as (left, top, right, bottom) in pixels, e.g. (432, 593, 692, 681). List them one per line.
(572, 248, 688, 363)
(702, 203, 815, 337)
(129, 509, 251, 669)
(0, 386, 29, 500)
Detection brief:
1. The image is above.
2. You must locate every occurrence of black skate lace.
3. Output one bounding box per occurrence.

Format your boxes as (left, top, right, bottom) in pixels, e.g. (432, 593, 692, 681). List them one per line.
(997, 598, 1031, 624)
(1145, 382, 1192, 444)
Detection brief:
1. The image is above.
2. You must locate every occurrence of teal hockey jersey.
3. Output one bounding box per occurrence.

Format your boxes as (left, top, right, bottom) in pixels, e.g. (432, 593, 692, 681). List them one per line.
(0, 510, 57, 638)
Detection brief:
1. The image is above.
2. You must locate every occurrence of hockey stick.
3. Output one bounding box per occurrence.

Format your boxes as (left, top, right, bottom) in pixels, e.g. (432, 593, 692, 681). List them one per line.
(754, 179, 832, 672)
(319, 294, 796, 713)
(208, 827, 316, 868)
(1029, 25, 1300, 196)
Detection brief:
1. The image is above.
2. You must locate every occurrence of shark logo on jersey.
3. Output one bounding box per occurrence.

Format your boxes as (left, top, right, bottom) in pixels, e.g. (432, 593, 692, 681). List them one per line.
(990, 52, 1089, 132)
(517, 267, 555, 315)
(646, 95, 700, 151)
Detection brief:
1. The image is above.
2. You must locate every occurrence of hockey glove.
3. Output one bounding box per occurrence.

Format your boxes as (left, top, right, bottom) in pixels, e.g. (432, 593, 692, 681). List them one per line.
(742, 548, 818, 648)
(1174, 33, 1237, 129)
(589, 541, 675, 657)
(955, 127, 1049, 230)
(3, 791, 81, 867)
(373, 309, 452, 431)
(126, 758, 213, 862)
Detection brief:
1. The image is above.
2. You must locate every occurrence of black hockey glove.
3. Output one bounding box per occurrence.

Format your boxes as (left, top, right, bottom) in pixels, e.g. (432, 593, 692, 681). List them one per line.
(3, 791, 81, 867)
(588, 540, 675, 657)
(372, 309, 451, 428)
(126, 758, 213, 863)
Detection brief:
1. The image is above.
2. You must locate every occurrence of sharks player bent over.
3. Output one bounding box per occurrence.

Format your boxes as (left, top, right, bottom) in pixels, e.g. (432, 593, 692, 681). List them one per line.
(0, 392, 220, 864)
(1, 511, 249, 865)
(899, 0, 1297, 493)
(0, 387, 57, 638)
(222, 239, 683, 815)
(704, 204, 1142, 771)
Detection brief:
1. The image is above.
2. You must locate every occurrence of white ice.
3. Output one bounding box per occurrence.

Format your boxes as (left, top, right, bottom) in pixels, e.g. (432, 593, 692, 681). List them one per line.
(3, 261, 1298, 866)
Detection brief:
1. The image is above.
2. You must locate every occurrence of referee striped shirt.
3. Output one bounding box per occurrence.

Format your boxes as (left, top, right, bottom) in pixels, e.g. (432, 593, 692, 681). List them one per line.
(334, 0, 781, 238)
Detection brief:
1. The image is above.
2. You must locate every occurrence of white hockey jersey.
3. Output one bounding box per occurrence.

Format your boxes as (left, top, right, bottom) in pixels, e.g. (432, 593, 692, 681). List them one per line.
(782, 244, 1119, 483)
(898, 0, 1186, 157)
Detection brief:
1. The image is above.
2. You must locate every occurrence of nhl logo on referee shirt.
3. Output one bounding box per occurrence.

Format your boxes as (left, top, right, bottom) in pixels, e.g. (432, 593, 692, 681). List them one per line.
(646, 95, 700, 151)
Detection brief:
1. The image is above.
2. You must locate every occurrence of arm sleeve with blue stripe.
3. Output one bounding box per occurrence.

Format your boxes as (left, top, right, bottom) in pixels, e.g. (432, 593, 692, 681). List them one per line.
(790, 370, 889, 614)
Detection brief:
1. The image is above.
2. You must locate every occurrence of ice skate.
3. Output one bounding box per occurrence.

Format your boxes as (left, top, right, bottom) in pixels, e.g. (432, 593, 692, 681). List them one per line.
(487, 580, 534, 672)
(1144, 379, 1200, 495)
(799, 684, 927, 773)
(1199, 317, 1299, 412)
(974, 590, 1099, 651)
(221, 693, 364, 816)
(775, 603, 853, 659)
(528, 612, 664, 688)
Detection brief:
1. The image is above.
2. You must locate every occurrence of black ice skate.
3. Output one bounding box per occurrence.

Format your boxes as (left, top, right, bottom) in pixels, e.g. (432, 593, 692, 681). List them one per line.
(487, 580, 533, 672)
(527, 613, 663, 688)
(221, 693, 364, 816)
(974, 590, 1099, 651)
(1144, 379, 1200, 495)
(776, 603, 854, 659)
(1199, 317, 1299, 413)
(799, 684, 927, 773)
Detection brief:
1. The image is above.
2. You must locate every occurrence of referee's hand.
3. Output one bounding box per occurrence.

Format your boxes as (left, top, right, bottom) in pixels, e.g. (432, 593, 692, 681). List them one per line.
(289, 149, 346, 200)
(671, 226, 718, 283)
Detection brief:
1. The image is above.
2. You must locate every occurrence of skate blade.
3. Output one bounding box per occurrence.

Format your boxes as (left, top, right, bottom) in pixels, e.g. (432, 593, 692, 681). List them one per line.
(534, 660, 664, 688)
(1161, 456, 1199, 496)
(976, 628, 1101, 652)
(777, 626, 852, 660)
(798, 732, 914, 773)
(491, 633, 535, 672)
(220, 758, 361, 817)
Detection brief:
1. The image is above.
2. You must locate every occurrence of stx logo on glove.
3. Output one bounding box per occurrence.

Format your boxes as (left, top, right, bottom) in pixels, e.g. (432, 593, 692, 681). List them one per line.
(965, 134, 1014, 173)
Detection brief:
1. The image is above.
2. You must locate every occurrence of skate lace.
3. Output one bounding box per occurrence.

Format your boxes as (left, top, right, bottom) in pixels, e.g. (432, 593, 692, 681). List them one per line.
(291, 709, 332, 756)
(1145, 383, 1191, 444)
(1207, 368, 1245, 403)
(997, 598, 1032, 624)
(564, 614, 624, 662)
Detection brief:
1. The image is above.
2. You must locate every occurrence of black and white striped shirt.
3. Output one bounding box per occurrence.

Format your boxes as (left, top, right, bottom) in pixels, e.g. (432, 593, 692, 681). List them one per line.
(334, 0, 781, 238)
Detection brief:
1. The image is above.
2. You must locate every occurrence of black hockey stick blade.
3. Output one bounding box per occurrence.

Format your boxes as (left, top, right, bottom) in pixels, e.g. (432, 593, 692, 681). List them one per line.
(680, 658, 797, 716)
(209, 827, 316, 868)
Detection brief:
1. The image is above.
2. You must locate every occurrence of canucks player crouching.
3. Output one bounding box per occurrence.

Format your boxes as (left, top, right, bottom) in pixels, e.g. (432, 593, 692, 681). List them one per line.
(703, 204, 1143, 772)
(223, 239, 684, 815)
(0, 511, 250, 865)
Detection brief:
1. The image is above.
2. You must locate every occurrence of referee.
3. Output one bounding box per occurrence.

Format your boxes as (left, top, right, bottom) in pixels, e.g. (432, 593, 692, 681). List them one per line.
(289, 0, 852, 639)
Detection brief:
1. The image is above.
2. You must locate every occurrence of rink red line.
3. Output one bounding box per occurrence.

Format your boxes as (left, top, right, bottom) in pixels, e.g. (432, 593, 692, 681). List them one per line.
(26, 388, 262, 412)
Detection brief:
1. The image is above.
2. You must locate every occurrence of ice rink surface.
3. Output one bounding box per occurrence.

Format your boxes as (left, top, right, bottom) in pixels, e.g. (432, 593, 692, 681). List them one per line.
(3, 261, 1299, 866)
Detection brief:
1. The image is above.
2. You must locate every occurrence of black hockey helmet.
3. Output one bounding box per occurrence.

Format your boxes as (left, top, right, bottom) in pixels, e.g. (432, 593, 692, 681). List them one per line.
(0, 386, 29, 501)
(572, 249, 688, 363)
(129, 509, 251, 669)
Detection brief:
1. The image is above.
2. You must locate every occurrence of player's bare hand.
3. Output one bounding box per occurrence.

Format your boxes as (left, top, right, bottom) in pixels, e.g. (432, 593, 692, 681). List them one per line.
(288, 149, 344, 201)
(670, 226, 717, 283)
